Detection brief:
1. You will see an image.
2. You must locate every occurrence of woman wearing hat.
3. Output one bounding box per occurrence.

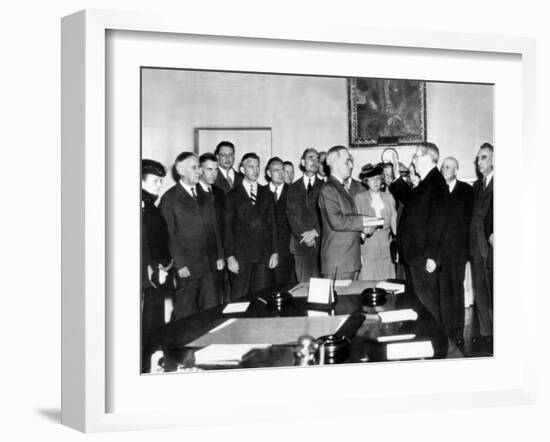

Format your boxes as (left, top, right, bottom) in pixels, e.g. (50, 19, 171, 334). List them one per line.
(354, 163, 397, 280)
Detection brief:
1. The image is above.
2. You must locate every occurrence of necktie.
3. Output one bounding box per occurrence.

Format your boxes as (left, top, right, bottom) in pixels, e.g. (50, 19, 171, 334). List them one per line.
(227, 172, 233, 188)
(191, 186, 197, 199)
(273, 186, 278, 202)
(307, 177, 313, 193)
(484, 176, 488, 188)
(250, 184, 256, 205)
(344, 178, 351, 194)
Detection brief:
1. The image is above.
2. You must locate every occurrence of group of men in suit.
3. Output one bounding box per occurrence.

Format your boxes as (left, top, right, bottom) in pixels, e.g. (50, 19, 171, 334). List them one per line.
(385, 142, 494, 350)
(142, 139, 494, 352)
(142, 141, 314, 321)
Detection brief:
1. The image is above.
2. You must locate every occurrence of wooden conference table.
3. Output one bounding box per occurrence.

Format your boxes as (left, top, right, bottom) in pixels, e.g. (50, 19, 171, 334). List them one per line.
(160, 280, 462, 372)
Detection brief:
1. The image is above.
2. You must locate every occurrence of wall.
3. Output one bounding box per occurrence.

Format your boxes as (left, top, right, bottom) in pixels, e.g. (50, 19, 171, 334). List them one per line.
(142, 69, 493, 193)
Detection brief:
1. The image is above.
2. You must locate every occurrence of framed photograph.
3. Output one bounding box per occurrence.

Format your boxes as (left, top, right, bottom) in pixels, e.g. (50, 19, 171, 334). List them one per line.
(61, 9, 537, 433)
(348, 78, 427, 147)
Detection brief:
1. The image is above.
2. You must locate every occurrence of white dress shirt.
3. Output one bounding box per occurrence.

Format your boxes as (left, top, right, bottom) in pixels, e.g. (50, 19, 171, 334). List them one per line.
(219, 167, 235, 185)
(303, 174, 316, 190)
(242, 180, 258, 199)
(269, 182, 283, 201)
(198, 181, 212, 193)
(484, 171, 494, 187)
(447, 178, 457, 193)
(179, 180, 198, 198)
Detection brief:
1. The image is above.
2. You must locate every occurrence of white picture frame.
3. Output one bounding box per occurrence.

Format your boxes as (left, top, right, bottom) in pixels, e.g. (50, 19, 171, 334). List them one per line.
(61, 9, 537, 433)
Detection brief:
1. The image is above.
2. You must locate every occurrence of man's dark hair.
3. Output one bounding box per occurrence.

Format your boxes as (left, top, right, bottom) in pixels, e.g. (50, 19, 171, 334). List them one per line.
(480, 142, 494, 152)
(215, 141, 235, 156)
(240, 152, 260, 167)
(264, 156, 284, 182)
(299, 148, 319, 172)
(283, 161, 294, 168)
(199, 152, 218, 166)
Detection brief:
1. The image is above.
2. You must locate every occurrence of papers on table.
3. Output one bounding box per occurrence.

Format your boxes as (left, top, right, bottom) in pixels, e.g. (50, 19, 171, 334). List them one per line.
(194, 344, 270, 366)
(308, 278, 335, 305)
(208, 319, 237, 333)
(377, 334, 416, 343)
(335, 279, 352, 287)
(307, 309, 329, 317)
(363, 217, 385, 227)
(222, 302, 250, 314)
(386, 341, 434, 360)
(376, 281, 405, 294)
(378, 309, 418, 323)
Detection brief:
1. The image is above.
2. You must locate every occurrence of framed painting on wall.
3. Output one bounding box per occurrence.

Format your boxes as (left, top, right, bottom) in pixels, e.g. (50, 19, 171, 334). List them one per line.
(348, 78, 426, 147)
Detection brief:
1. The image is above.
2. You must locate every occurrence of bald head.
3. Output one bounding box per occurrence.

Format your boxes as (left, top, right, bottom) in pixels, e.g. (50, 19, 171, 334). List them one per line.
(440, 156, 459, 183)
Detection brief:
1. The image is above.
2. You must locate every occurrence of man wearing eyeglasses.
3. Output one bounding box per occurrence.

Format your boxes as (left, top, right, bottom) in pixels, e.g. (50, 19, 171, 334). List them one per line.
(213, 140, 244, 194)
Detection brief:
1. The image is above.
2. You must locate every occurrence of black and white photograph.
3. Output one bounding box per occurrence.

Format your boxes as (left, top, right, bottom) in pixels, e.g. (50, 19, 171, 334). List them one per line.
(140, 68, 494, 374)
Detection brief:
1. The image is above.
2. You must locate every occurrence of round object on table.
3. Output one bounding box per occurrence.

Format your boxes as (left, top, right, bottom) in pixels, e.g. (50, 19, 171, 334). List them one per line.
(361, 287, 388, 307)
(266, 291, 293, 309)
(315, 334, 351, 364)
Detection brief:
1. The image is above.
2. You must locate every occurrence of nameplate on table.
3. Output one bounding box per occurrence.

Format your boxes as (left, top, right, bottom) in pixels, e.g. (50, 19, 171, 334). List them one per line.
(378, 309, 418, 323)
(386, 341, 434, 360)
(308, 277, 335, 305)
(377, 334, 416, 343)
(222, 302, 250, 314)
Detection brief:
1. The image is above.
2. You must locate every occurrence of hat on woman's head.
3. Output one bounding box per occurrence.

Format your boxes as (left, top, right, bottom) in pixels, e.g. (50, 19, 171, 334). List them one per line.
(142, 159, 166, 177)
(359, 162, 383, 180)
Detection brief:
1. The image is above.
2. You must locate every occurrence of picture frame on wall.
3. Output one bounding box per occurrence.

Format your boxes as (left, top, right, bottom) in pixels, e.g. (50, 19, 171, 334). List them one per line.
(61, 9, 537, 433)
(348, 78, 427, 147)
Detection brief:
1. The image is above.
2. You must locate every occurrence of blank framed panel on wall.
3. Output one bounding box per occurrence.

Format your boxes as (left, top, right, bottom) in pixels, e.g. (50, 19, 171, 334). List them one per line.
(194, 127, 273, 185)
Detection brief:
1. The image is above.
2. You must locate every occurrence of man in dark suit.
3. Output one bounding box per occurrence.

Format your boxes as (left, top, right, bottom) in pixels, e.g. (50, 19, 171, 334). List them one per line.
(286, 148, 323, 282)
(213, 140, 243, 194)
(224, 153, 279, 299)
(318, 146, 370, 280)
(398, 142, 449, 323)
(265, 157, 296, 286)
(469, 142, 494, 351)
(438, 157, 474, 347)
(159, 152, 224, 319)
(141, 159, 172, 372)
(198, 152, 227, 304)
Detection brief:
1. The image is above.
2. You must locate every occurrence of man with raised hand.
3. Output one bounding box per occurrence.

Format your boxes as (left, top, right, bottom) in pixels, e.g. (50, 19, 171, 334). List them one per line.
(398, 142, 449, 323)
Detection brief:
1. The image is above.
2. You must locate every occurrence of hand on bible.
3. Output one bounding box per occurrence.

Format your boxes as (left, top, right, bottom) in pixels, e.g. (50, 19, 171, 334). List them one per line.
(178, 266, 191, 278)
(300, 229, 318, 245)
(268, 253, 279, 269)
(363, 226, 376, 237)
(227, 256, 239, 274)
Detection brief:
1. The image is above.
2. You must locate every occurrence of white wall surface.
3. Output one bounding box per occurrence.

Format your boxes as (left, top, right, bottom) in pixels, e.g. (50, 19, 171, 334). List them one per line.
(1, 1, 548, 441)
(143, 70, 493, 192)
